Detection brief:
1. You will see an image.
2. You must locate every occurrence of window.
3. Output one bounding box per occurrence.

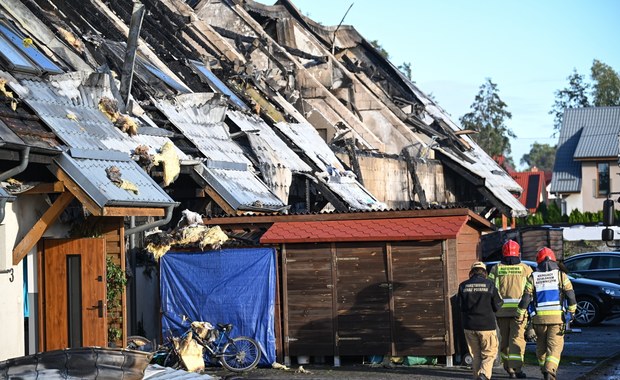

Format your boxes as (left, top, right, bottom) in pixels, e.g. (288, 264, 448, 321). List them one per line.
(565, 257, 593, 271)
(597, 162, 610, 197)
(142, 61, 191, 94)
(0, 21, 63, 74)
(188, 60, 249, 111)
(598, 256, 620, 270)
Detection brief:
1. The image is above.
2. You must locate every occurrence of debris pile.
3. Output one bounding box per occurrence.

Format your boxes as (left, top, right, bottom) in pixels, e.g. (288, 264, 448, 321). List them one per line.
(145, 209, 229, 259)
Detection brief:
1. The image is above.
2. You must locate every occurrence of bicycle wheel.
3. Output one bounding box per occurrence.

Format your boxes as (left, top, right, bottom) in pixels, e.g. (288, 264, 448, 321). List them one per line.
(219, 337, 261, 372)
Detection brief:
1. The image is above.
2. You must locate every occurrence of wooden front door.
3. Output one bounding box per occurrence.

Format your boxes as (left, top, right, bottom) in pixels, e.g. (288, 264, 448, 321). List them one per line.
(40, 238, 107, 351)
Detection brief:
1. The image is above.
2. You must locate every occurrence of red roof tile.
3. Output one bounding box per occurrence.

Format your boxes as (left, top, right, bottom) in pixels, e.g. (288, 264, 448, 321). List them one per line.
(511, 171, 547, 212)
(260, 216, 469, 243)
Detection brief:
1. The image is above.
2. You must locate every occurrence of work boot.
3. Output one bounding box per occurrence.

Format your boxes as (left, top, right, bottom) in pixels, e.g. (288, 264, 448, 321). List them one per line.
(476, 374, 489, 380)
(514, 370, 527, 378)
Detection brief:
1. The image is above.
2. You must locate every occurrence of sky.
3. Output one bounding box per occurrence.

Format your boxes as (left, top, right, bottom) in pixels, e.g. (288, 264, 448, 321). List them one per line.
(258, 0, 620, 170)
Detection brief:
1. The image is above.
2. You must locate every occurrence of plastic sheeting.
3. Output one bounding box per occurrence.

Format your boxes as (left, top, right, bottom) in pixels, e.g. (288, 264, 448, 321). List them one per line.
(160, 248, 276, 366)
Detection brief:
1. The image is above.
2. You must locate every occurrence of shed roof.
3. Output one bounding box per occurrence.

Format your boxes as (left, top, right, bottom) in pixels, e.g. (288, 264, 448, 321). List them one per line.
(260, 215, 469, 243)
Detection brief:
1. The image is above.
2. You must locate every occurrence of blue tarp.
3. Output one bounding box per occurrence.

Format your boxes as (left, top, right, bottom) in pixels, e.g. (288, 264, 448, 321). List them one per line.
(160, 248, 276, 366)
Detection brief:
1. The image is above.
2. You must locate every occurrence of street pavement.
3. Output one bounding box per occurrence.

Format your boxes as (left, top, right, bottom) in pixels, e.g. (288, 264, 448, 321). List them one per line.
(199, 318, 620, 380)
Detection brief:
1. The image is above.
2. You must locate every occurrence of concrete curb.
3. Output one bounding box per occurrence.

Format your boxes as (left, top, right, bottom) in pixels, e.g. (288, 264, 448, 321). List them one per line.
(574, 350, 620, 380)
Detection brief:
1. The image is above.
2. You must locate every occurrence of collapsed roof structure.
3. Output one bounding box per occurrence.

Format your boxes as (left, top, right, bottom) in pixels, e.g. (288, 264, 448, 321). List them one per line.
(0, 0, 527, 225)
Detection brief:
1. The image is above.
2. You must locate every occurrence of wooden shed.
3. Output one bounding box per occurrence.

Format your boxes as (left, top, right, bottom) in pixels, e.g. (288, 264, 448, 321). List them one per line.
(247, 208, 492, 365)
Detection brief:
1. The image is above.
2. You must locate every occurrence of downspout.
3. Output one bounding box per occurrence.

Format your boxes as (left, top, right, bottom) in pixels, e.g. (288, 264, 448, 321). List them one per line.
(125, 205, 175, 236)
(0, 147, 30, 224)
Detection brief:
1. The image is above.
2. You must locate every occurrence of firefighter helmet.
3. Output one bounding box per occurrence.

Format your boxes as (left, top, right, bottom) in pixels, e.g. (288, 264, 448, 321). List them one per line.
(536, 247, 556, 264)
(502, 240, 520, 258)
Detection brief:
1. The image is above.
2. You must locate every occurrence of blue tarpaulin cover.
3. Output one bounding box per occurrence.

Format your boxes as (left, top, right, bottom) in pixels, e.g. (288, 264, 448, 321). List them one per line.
(160, 248, 276, 365)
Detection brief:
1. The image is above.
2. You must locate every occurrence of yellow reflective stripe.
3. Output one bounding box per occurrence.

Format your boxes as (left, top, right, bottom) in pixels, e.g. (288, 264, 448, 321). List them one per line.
(546, 356, 560, 365)
(516, 309, 526, 315)
(501, 304, 519, 309)
(538, 358, 545, 366)
(500, 353, 509, 360)
(537, 310, 563, 315)
(508, 354, 523, 361)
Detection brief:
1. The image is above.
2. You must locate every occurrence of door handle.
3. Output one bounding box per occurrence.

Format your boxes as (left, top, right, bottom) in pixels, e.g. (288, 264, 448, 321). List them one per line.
(88, 300, 104, 318)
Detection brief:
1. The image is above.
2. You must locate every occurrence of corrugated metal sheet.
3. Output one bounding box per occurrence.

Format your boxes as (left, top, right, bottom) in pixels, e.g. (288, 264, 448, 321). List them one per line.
(193, 164, 285, 209)
(274, 121, 386, 211)
(154, 93, 284, 209)
(227, 110, 312, 203)
(154, 94, 251, 165)
(227, 110, 311, 172)
(13, 73, 188, 160)
(550, 107, 620, 193)
(52, 150, 175, 208)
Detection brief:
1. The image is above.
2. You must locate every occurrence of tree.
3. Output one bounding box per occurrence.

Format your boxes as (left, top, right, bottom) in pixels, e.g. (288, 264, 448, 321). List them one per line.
(369, 39, 389, 59)
(459, 78, 514, 158)
(398, 62, 412, 81)
(549, 69, 590, 132)
(520, 143, 556, 172)
(591, 59, 620, 106)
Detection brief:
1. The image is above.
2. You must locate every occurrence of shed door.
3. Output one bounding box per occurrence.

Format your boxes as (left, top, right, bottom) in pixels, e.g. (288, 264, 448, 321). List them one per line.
(40, 238, 107, 351)
(391, 241, 448, 355)
(335, 243, 391, 355)
(285, 244, 334, 356)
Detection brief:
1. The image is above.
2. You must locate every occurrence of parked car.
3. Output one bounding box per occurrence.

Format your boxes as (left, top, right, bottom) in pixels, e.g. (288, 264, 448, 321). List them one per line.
(563, 251, 620, 285)
(485, 261, 620, 327)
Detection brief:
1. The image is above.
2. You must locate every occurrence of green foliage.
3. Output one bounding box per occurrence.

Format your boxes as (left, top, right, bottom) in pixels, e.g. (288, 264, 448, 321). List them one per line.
(550, 60, 620, 132)
(520, 143, 556, 172)
(106, 257, 127, 343)
(550, 69, 590, 131)
(398, 62, 412, 81)
(459, 78, 514, 158)
(369, 39, 389, 59)
(545, 202, 565, 223)
(591, 59, 620, 106)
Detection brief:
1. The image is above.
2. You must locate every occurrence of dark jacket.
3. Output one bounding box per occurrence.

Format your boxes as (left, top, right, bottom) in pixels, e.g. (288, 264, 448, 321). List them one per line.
(458, 274, 503, 331)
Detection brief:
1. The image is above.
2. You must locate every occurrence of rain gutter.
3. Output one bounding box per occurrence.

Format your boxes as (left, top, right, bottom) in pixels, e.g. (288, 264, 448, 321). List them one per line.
(0, 147, 30, 224)
(125, 204, 175, 236)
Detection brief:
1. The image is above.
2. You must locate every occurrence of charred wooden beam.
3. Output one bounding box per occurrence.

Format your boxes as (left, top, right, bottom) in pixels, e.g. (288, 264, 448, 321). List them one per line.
(119, 1, 146, 108)
(345, 138, 364, 186)
(403, 150, 428, 208)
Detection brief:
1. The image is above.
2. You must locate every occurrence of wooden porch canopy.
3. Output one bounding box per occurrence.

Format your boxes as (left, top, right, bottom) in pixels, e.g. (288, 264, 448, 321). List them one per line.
(12, 150, 177, 265)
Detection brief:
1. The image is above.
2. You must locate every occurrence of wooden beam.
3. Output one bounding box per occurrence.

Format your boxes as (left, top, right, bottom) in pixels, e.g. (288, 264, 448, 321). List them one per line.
(50, 166, 103, 216)
(23, 182, 65, 194)
(102, 206, 165, 217)
(13, 191, 75, 265)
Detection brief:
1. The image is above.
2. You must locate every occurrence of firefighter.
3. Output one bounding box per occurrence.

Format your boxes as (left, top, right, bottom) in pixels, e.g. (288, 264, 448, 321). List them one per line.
(488, 240, 532, 378)
(515, 247, 577, 380)
(458, 261, 503, 380)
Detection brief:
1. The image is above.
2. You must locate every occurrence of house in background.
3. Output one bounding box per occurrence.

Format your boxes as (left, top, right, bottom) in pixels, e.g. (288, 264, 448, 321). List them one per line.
(550, 107, 620, 214)
(511, 168, 549, 213)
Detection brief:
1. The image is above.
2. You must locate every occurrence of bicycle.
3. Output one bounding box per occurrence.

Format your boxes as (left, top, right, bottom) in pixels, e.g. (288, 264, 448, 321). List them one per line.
(154, 317, 261, 372)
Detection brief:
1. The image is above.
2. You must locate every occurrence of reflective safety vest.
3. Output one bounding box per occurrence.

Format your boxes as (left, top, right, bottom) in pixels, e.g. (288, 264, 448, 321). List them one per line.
(532, 269, 563, 316)
(489, 263, 532, 318)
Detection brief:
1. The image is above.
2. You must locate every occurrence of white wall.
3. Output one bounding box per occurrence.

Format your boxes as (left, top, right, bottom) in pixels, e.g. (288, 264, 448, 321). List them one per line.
(0, 194, 73, 360)
(0, 200, 25, 361)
